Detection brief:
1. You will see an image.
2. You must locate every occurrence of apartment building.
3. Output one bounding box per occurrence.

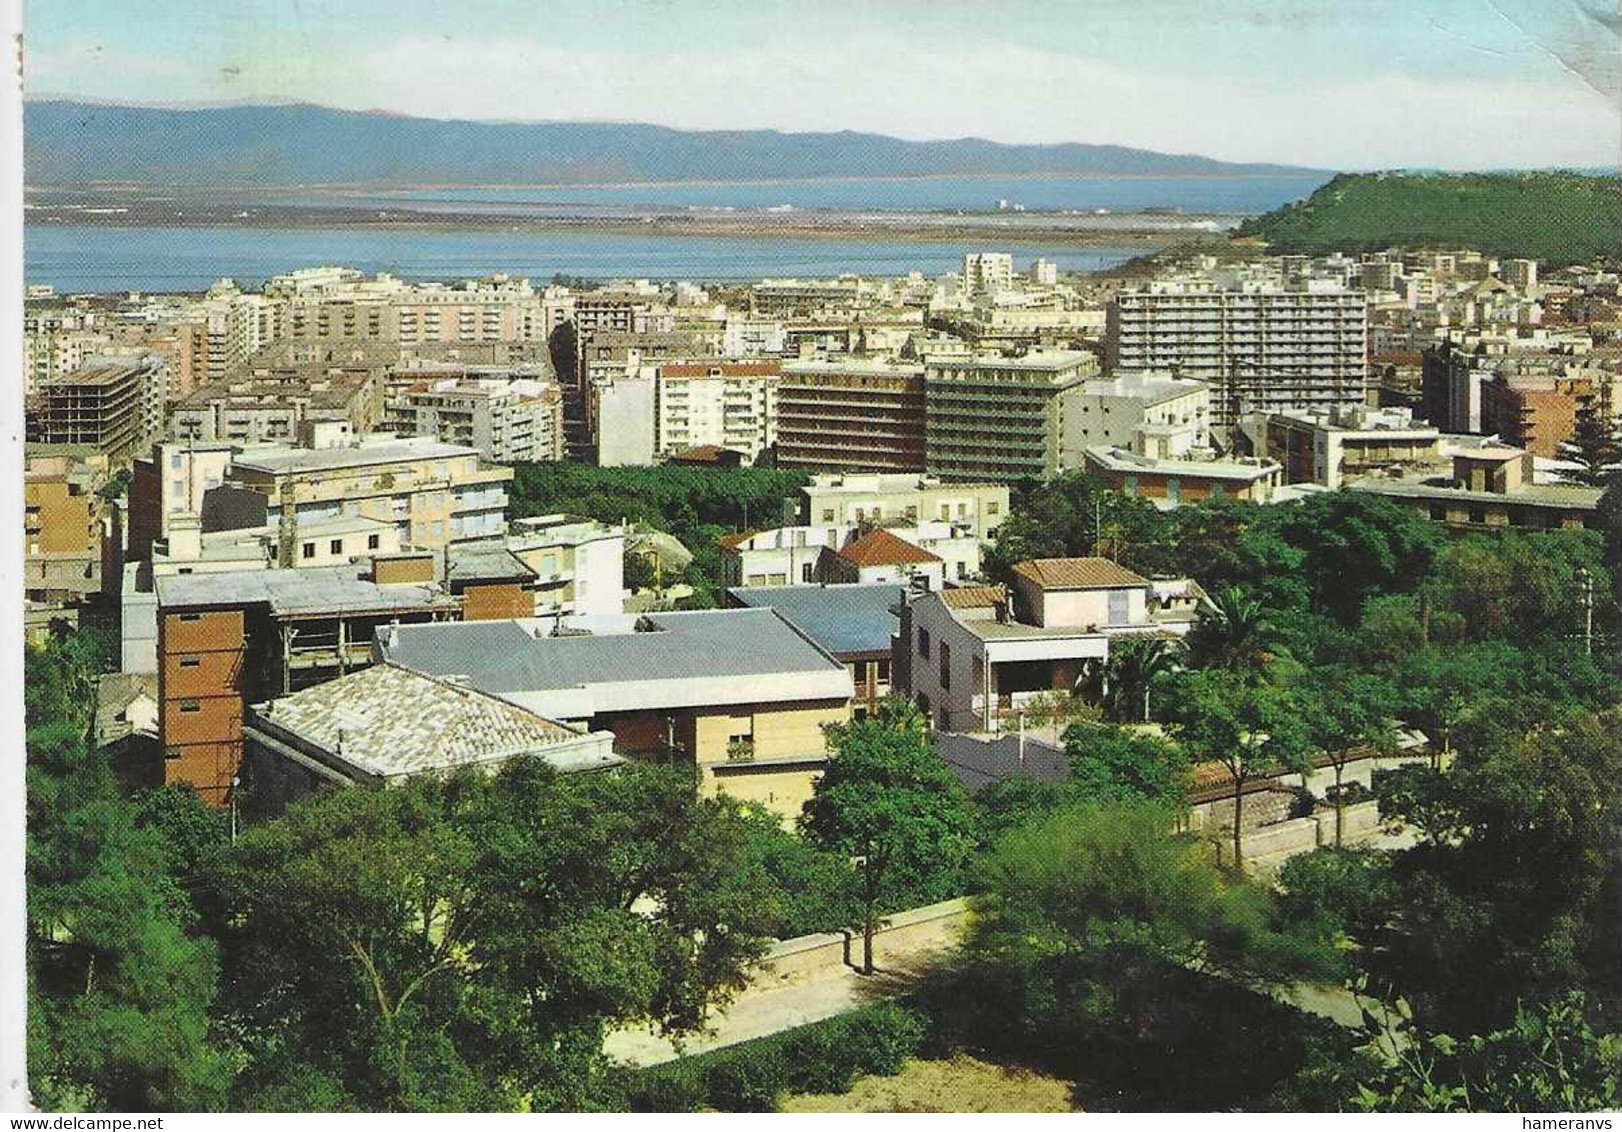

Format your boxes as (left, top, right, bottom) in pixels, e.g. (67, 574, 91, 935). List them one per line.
(1241, 405, 1441, 489)
(1084, 447, 1285, 508)
(895, 558, 1202, 733)
(151, 558, 462, 805)
(505, 514, 627, 620)
(1108, 279, 1370, 436)
(375, 608, 854, 821)
(798, 473, 1010, 540)
(127, 440, 239, 562)
(1351, 444, 1604, 532)
(224, 431, 514, 554)
(24, 448, 114, 614)
(168, 368, 381, 445)
(1480, 374, 1596, 458)
(592, 370, 659, 467)
(25, 356, 167, 463)
(777, 358, 928, 474)
(1056, 372, 1211, 463)
(23, 309, 112, 397)
(402, 380, 565, 463)
(963, 253, 1015, 296)
(654, 360, 780, 464)
(923, 350, 1098, 481)
(750, 278, 870, 319)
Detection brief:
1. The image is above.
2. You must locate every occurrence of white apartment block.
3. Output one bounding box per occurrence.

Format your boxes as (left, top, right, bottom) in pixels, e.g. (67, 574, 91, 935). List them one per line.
(963, 253, 1015, 296)
(798, 473, 1010, 541)
(405, 380, 565, 463)
(506, 514, 626, 619)
(654, 362, 780, 463)
(723, 316, 788, 357)
(1108, 279, 1370, 438)
(1055, 372, 1212, 466)
(593, 371, 659, 467)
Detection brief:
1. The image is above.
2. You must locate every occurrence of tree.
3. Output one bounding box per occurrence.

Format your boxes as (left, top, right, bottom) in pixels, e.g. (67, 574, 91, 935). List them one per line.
(26, 633, 228, 1111)
(218, 763, 786, 1110)
(1301, 666, 1399, 845)
(1099, 636, 1184, 722)
(1567, 400, 1621, 488)
(1371, 706, 1622, 1034)
(800, 697, 978, 974)
(1158, 669, 1313, 872)
(1395, 646, 1489, 770)
(1347, 993, 1620, 1112)
(922, 801, 1343, 1106)
(1188, 586, 1273, 673)
(1063, 722, 1189, 806)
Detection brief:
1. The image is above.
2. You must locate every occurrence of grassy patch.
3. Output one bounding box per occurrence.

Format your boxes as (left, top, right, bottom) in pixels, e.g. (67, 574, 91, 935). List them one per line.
(783, 1053, 1080, 1113)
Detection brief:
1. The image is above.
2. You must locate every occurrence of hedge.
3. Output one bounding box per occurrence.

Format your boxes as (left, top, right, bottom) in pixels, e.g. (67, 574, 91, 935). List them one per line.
(616, 1001, 929, 1112)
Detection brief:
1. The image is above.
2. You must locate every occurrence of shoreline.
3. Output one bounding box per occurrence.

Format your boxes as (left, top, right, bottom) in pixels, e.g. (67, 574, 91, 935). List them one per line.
(23, 209, 1207, 248)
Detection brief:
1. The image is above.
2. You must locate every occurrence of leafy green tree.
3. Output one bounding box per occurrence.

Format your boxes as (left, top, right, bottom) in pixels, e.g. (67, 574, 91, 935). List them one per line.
(1276, 847, 1398, 944)
(731, 804, 861, 939)
(218, 763, 785, 1111)
(1348, 993, 1620, 1112)
(1301, 666, 1399, 844)
(800, 697, 978, 974)
(1063, 722, 1189, 806)
(1158, 669, 1313, 872)
(1252, 491, 1442, 626)
(922, 801, 1343, 1106)
(26, 639, 228, 1112)
(1372, 706, 1622, 1034)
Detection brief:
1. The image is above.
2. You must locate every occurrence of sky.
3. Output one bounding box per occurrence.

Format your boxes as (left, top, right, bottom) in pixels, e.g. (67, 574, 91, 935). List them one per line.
(22, 0, 1622, 171)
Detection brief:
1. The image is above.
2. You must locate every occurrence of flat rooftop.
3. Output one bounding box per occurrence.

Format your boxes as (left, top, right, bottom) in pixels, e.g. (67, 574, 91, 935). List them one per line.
(376, 608, 853, 717)
(1350, 475, 1603, 511)
(1085, 446, 1280, 481)
(727, 583, 903, 657)
(230, 436, 481, 475)
(154, 564, 457, 617)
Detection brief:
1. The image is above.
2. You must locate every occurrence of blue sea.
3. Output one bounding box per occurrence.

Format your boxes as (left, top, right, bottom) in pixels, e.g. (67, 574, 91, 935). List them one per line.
(25, 224, 1161, 293)
(25, 173, 1331, 293)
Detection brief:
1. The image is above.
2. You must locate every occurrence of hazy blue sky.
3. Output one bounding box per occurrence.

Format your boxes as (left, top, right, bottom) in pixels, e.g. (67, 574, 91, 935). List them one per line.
(23, 0, 1622, 170)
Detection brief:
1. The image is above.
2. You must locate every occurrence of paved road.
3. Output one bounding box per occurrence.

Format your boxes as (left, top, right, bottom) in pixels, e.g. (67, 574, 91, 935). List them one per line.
(605, 916, 962, 1067)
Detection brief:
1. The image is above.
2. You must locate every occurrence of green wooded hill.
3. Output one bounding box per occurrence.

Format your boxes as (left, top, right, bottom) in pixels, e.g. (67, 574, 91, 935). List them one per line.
(1234, 171, 1622, 265)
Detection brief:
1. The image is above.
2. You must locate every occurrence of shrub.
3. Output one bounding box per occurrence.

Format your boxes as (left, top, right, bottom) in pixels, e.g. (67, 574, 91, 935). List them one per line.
(620, 1001, 930, 1111)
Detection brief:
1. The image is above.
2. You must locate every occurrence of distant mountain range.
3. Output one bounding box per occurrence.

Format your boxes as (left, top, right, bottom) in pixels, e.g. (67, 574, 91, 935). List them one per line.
(24, 100, 1326, 188)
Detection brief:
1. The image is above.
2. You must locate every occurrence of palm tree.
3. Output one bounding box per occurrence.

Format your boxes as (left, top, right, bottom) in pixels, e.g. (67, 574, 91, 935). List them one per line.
(1190, 585, 1271, 673)
(1103, 636, 1185, 722)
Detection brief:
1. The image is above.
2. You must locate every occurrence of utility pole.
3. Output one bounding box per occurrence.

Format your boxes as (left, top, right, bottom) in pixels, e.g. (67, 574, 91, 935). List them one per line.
(1578, 567, 1594, 658)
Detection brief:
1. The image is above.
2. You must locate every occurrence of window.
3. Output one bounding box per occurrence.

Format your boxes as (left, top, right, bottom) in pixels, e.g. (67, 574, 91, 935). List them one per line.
(164, 746, 183, 761)
(1468, 507, 1487, 525)
(367, 534, 380, 550)
(939, 642, 951, 689)
(178, 612, 202, 623)
(179, 655, 200, 668)
(330, 539, 344, 555)
(1429, 503, 1448, 521)
(178, 699, 201, 713)
(987, 501, 1000, 516)
(821, 508, 835, 523)
(917, 627, 931, 659)
(875, 659, 890, 684)
(802, 563, 815, 583)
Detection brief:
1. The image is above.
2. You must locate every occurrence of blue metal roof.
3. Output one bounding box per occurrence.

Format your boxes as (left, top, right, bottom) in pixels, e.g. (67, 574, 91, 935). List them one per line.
(726, 583, 903, 657)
